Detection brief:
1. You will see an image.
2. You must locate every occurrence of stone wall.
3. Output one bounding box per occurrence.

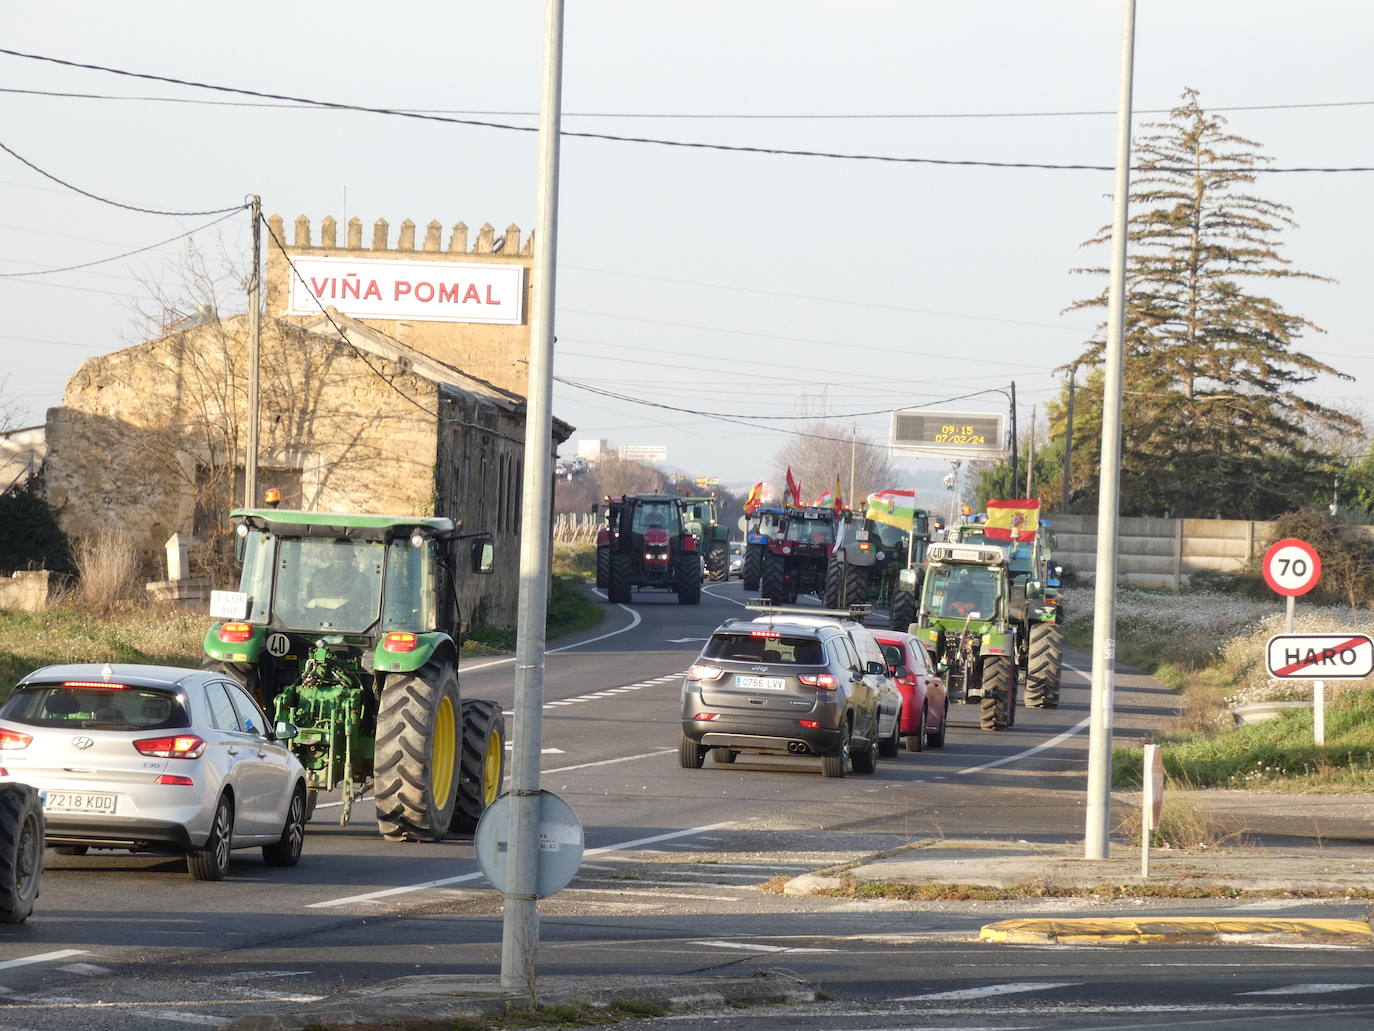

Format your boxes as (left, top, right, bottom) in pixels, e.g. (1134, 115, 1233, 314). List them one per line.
(0, 571, 50, 612)
(265, 214, 534, 397)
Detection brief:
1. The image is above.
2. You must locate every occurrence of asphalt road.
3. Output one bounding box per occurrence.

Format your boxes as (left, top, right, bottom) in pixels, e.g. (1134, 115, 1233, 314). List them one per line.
(1, 580, 1369, 1030)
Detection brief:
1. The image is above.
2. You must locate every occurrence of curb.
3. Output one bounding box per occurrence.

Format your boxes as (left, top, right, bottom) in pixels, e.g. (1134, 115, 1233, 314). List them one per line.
(980, 916, 1374, 946)
(221, 971, 815, 1030)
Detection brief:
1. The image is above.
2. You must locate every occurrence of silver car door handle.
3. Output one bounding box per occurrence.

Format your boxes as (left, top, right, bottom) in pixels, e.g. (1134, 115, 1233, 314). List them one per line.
(256, 749, 268, 758)
(227, 746, 241, 756)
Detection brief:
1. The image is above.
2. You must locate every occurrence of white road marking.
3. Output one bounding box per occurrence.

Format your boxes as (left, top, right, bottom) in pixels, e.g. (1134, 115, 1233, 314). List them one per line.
(55, 964, 108, 975)
(701, 585, 748, 607)
(504, 744, 564, 754)
(544, 749, 675, 773)
(896, 982, 1081, 1001)
(691, 940, 838, 954)
(461, 599, 642, 672)
(568, 889, 740, 902)
(666, 637, 709, 643)
(956, 718, 1090, 775)
(314, 794, 373, 811)
(127, 1010, 224, 1027)
(310, 821, 733, 908)
(1240, 984, 1374, 995)
(0, 950, 88, 972)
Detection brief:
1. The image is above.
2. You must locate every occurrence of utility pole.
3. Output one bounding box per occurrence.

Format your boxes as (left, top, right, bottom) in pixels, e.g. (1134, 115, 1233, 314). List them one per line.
(244, 195, 261, 509)
(1061, 369, 1077, 513)
(1085, 0, 1137, 861)
(1008, 381, 1019, 496)
(1026, 405, 1036, 496)
(849, 423, 857, 508)
(502, 0, 565, 990)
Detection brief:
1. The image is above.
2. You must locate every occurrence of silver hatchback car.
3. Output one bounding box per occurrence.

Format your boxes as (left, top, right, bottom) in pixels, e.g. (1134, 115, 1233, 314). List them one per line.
(0, 664, 307, 880)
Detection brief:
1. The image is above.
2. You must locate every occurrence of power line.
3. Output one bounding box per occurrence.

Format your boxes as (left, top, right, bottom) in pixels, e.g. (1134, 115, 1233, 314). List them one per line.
(0, 210, 240, 278)
(6, 84, 1373, 120)
(0, 138, 245, 216)
(3, 49, 1371, 174)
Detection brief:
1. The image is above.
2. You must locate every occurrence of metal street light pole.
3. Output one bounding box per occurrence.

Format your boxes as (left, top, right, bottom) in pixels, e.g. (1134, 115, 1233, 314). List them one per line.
(501, 0, 565, 989)
(1085, 0, 1137, 860)
(244, 195, 261, 508)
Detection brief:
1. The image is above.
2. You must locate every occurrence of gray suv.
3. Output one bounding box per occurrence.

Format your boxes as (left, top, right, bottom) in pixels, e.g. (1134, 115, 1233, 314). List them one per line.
(679, 615, 890, 778)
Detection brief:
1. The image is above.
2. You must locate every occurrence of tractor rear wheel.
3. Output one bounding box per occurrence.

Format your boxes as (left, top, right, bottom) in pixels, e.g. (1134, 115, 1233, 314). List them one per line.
(823, 554, 843, 608)
(761, 551, 788, 606)
(374, 660, 462, 842)
(0, 784, 42, 924)
(1025, 623, 1063, 709)
(705, 540, 728, 583)
(675, 550, 702, 605)
(742, 544, 763, 591)
(979, 656, 1015, 731)
(453, 699, 505, 832)
(607, 550, 633, 604)
(595, 545, 610, 589)
(889, 584, 917, 632)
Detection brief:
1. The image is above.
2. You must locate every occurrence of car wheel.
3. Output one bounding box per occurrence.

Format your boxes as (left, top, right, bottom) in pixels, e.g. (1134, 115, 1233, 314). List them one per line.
(852, 735, 878, 775)
(905, 702, 927, 753)
(711, 747, 738, 764)
(678, 733, 705, 769)
(821, 725, 849, 779)
(262, 783, 306, 867)
(188, 794, 234, 881)
(879, 707, 901, 758)
(927, 702, 948, 748)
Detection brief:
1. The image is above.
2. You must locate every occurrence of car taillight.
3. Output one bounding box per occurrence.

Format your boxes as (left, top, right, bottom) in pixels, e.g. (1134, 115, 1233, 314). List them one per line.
(135, 735, 207, 759)
(693, 712, 719, 721)
(0, 728, 30, 750)
(688, 664, 723, 681)
(798, 673, 838, 690)
(750, 630, 780, 639)
(799, 719, 820, 729)
(219, 623, 253, 644)
(61, 681, 131, 690)
(383, 632, 419, 652)
(156, 774, 195, 786)
(858, 540, 871, 552)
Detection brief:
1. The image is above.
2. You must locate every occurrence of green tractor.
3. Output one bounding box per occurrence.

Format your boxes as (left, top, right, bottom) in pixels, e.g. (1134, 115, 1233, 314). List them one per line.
(204, 509, 505, 842)
(952, 516, 1064, 708)
(908, 542, 1018, 731)
(679, 495, 731, 583)
(824, 504, 933, 629)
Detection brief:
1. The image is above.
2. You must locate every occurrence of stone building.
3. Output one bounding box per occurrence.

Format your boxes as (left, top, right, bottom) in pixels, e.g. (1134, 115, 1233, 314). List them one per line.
(42, 215, 571, 629)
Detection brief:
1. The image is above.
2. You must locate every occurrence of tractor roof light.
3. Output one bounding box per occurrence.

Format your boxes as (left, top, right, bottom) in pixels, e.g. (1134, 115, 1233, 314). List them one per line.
(235, 522, 250, 538)
(410, 530, 426, 548)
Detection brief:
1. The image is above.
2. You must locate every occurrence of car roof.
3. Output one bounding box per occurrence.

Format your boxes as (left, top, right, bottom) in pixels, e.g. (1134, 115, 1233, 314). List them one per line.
(16, 664, 215, 690)
(714, 618, 834, 638)
(749, 614, 862, 633)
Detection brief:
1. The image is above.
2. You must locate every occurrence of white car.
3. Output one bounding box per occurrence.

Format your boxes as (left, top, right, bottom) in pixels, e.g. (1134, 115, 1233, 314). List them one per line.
(0, 664, 307, 880)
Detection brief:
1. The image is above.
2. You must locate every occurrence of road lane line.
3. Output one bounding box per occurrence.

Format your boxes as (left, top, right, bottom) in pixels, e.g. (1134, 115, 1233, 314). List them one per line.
(0, 950, 88, 971)
(544, 749, 675, 773)
(896, 982, 1081, 1001)
(691, 940, 839, 954)
(955, 718, 1090, 775)
(128, 1010, 224, 1027)
(1239, 984, 1374, 996)
(309, 820, 733, 908)
(461, 598, 642, 672)
(701, 585, 748, 607)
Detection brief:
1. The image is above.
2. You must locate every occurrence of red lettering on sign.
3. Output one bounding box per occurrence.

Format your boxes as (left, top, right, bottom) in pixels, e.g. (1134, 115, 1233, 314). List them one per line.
(394, 281, 412, 300)
(340, 276, 360, 300)
(463, 284, 481, 303)
(311, 277, 332, 299)
(363, 280, 381, 300)
(415, 282, 434, 302)
(439, 283, 461, 303)
(485, 285, 501, 305)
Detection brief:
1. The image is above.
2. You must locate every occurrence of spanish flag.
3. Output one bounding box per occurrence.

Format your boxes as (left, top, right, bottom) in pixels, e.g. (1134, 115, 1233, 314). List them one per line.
(984, 498, 1041, 542)
(743, 481, 764, 515)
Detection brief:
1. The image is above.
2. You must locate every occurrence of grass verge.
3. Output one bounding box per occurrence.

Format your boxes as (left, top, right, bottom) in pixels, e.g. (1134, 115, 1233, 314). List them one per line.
(815, 878, 1374, 902)
(302, 997, 671, 1030)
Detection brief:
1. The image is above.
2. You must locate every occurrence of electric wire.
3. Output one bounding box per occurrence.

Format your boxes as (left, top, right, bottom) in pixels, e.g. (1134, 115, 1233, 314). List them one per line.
(0, 209, 241, 278)
(0, 138, 246, 216)
(2, 49, 1371, 174)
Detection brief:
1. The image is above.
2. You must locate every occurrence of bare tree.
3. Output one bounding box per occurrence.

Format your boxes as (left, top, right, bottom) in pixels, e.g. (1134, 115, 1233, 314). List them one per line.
(592, 456, 666, 499)
(774, 422, 896, 507)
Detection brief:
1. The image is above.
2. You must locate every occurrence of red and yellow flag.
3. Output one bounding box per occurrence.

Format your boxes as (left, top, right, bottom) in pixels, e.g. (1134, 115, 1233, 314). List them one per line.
(785, 467, 803, 508)
(743, 481, 764, 515)
(984, 498, 1041, 542)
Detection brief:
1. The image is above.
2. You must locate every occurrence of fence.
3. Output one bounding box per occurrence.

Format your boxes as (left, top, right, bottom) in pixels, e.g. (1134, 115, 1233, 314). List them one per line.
(553, 512, 600, 545)
(1050, 513, 1374, 591)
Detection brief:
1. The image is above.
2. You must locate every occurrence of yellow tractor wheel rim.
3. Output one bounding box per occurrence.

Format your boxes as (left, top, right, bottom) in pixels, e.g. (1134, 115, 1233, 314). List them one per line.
(432, 695, 456, 804)
(482, 725, 503, 806)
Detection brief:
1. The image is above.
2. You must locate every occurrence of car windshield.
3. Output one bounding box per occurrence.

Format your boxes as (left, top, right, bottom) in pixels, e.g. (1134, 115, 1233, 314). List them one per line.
(632, 501, 680, 535)
(784, 517, 833, 544)
(925, 564, 1000, 619)
(0, 683, 190, 731)
(702, 633, 824, 665)
(271, 537, 385, 633)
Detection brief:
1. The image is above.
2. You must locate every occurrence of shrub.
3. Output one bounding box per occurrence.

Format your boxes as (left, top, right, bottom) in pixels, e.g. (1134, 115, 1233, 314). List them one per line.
(0, 474, 73, 576)
(73, 528, 141, 613)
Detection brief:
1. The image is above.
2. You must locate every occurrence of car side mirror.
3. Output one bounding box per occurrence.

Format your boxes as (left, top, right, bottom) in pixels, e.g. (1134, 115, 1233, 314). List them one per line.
(471, 539, 495, 574)
(891, 665, 908, 679)
(1027, 580, 1043, 596)
(273, 721, 299, 742)
(866, 660, 885, 676)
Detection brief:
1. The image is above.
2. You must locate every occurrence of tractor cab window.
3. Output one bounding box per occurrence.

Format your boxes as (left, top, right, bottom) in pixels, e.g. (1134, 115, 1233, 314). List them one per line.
(926, 565, 1000, 619)
(382, 539, 436, 632)
(272, 537, 385, 633)
(869, 521, 906, 550)
(236, 530, 275, 623)
(784, 517, 833, 544)
(631, 501, 679, 536)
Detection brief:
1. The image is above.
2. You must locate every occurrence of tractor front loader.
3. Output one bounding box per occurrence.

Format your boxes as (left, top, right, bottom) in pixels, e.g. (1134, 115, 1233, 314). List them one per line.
(204, 509, 505, 843)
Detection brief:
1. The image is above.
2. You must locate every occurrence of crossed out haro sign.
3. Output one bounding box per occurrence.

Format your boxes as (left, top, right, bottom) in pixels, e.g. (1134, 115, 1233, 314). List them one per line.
(1265, 633, 1374, 679)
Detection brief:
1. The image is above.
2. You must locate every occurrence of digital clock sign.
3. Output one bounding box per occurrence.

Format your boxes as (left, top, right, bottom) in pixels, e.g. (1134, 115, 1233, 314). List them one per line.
(889, 410, 1009, 461)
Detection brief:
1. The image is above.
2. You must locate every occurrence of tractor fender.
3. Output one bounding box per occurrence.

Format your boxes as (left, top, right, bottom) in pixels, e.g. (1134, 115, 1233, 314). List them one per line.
(374, 631, 456, 675)
(204, 622, 267, 664)
(595, 528, 610, 546)
(680, 534, 699, 553)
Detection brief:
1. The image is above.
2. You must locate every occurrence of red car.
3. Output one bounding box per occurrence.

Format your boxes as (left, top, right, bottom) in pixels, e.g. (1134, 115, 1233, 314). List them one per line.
(871, 630, 948, 752)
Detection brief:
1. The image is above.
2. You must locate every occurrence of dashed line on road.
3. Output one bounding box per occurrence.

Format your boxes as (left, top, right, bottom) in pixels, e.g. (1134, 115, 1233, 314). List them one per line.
(691, 940, 839, 954)
(544, 748, 675, 773)
(895, 982, 1081, 1002)
(0, 950, 88, 972)
(1240, 984, 1374, 996)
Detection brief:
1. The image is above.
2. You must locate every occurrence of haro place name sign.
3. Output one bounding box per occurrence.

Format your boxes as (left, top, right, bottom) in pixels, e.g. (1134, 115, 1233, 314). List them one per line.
(287, 255, 526, 326)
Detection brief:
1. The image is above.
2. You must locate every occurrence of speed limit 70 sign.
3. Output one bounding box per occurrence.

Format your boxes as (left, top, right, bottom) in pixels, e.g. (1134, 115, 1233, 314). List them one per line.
(1261, 538, 1322, 597)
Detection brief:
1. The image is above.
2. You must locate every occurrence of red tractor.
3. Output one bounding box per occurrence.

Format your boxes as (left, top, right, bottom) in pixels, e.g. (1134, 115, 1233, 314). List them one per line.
(759, 506, 837, 605)
(596, 494, 702, 605)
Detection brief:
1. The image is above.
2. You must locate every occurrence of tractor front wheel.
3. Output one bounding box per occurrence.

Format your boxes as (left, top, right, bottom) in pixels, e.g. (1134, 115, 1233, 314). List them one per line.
(595, 545, 610, 589)
(607, 551, 633, 604)
(675, 550, 702, 605)
(823, 554, 843, 609)
(979, 656, 1015, 731)
(844, 564, 870, 609)
(1025, 623, 1063, 709)
(705, 540, 728, 583)
(742, 543, 763, 591)
(375, 660, 462, 842)
(453, 699, 505, 833)
(889, 584, 917, 632)
(761, 551, 789, 606)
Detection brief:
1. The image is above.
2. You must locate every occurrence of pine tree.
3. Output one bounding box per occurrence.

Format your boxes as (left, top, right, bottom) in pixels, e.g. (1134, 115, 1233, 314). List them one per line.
(1060, 89, 1354, 518)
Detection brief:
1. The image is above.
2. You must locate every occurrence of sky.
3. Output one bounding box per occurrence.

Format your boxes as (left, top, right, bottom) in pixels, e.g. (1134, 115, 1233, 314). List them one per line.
(3, 1, 1370, 500)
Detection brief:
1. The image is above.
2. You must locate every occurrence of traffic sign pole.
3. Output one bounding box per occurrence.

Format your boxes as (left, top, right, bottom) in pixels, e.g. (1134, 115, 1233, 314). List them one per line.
(1286, 595, 1294, 635)
(1314, 681, 1326, 746)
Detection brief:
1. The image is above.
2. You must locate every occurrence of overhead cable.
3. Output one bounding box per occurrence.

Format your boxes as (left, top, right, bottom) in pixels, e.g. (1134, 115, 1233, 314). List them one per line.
(0, 209, 241, 278)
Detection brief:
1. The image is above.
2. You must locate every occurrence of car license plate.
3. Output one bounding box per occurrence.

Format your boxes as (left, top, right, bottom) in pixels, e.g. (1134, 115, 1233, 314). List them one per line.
(43, 791, 117, 815)
(735, 675, 785, 692)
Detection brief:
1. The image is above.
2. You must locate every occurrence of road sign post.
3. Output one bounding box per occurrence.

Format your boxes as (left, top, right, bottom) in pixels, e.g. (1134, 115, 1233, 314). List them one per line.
(1140, 744, 1163, 878)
